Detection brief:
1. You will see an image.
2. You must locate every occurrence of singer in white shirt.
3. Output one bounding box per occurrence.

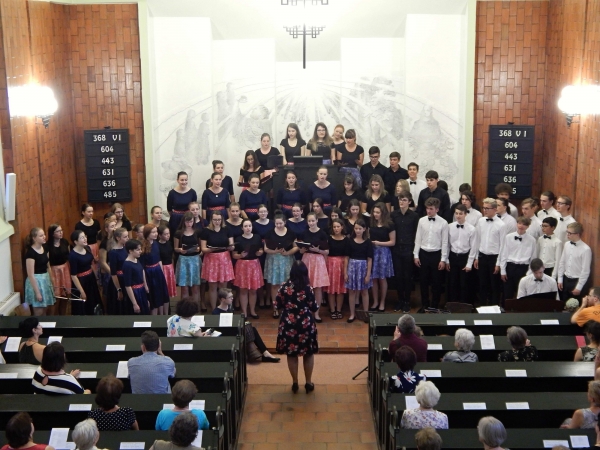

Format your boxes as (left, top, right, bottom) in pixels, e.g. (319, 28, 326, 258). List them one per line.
(557, 222, 592, 302)
(521, 198, 543, 240)
(555, 195, 576, 243)
(537, 218, 562, 279)
(455, 192, 482, 227)
(498, 218, 537, 300)
(407, 163, 427, 207)
(446, 205, 477, 304)
(517, 258, 558, 298)
(496, 198, 517, 234)
(536, 191, 561, 221)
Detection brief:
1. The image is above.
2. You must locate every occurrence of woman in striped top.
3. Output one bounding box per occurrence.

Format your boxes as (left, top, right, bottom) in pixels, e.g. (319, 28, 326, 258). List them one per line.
(32, 342, 90, 395)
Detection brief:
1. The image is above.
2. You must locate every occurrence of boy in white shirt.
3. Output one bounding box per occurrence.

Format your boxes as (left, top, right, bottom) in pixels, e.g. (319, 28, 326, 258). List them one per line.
(495, 183, 518, 219)
(555, 195, 576, 243)
(557, 222, 592, 302)
(537, 190, 561, 220)
(414, 197, 449, 310)
(456, 191, 482, 227)
(407, 162, 427, 207)
(496, 198, 517, 234)
(520, 198, 543, 240)
(498, 216, 537, 300)
(446, 205, 477, 304)
(517, 258, 558, 299)
(537, 217, 562, 279)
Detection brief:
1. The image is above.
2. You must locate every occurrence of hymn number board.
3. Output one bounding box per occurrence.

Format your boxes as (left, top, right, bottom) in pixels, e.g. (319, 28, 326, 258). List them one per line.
(487, 125, 534, 198)
(84, 129, 132, 203)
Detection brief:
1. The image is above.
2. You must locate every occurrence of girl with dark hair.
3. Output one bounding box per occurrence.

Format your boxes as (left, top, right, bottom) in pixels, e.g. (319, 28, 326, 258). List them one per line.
(327, 218, 349, 319)
(280, 123, 306, 164)
(254, 133, 280, 182)
(46, 224, 71, 315)
(308, 166, 337, 216)
(369, 203, 396, 312)
(206, 160, 235, 202)
(239, 173, 268, 221)
(232, 219, 264, 318)
(108, 228, 130, 315)
(335, 129, 364, 187)
(311, 198, 330, 231)
(344, 220, 373, 323)
(167, 171, 197, 236)
(202, 172, 231, 221)
(157, 225, 177, 298)
(329, 207, 343, 223)
(110, 203, 132, 231)
(32, 342, 89, 395)
(275, 261, 319, 393)
(122, 239, 150, 315)
(98, 218, 117, 310)
(344, 199, 363, 232)
(69, 230, 101, 316)
(238, 150, 264, 187)
(338, 174, 366, 213)
(140, 224, 169, 315)
(307, 123, 334, 163)
(276, 171, 306, 218)
(1, 412, 54, 450)
(225, 202, 244, 240)
(24, 228, 54, 317)
(18, 318, 44, 365)
(286, 203, 308, 238)
(74, 204, 101, 268)
(365, 174, 391, 213)
(174, 212, 203, 308)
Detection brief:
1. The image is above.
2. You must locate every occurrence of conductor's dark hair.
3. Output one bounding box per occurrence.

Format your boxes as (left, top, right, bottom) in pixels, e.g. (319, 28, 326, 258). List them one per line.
(289, 261, 310, 289)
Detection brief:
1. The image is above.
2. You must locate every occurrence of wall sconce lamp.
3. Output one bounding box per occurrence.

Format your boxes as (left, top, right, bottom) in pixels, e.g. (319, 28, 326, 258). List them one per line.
(557, 84, 600, 128)
(8, 85, 58, 128)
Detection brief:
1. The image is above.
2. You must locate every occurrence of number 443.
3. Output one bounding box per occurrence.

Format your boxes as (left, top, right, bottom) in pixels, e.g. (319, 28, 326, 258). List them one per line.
(504, 153, 517, 160)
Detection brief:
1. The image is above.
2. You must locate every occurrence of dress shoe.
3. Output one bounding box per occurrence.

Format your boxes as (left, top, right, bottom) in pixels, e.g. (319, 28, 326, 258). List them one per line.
(249, 313, 259, 319)
(305, 382, 315, 393)
(262, 355, 280, 363)
(369, 306, 379, 312)
(292, 382, 299, 393)
(347, 317, 355, 323)
(314, 317, 322, 323)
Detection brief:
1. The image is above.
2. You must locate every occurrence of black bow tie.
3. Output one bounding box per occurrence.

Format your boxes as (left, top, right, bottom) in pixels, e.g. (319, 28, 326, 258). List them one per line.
(497, 214, 501, 218)
(543, 235, 551, 239)
(534, 278, 543, 282)
(571, 241, 576, 246)
(515, 236, 522, 241)
(486, 218, 494, 222)
(543, 210, 548, 214)
(457, 224, 464, 229)
(410, 181, 417, 185)
(428, 217, 435, 221)
(560, 217, 564, 221)
(466, 210, 470, 214)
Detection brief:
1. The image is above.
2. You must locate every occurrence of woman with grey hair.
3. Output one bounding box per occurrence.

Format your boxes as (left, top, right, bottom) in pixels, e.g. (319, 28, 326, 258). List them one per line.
(498, 326, 538, 362)
(72, 419, 106, 450)
(400, 381, 448, 429)
(477, 416, 507, 450)
(442, 328, 478, 362)
(149, 412, 203, 450)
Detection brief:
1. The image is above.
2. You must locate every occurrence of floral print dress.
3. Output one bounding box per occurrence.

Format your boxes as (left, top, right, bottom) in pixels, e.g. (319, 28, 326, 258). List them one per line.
(389, 370, 426, 394)
(275, 280, 319, 356)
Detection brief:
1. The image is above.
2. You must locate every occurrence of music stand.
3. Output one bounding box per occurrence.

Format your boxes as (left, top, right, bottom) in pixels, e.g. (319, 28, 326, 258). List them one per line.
(352, 311, 371, 380)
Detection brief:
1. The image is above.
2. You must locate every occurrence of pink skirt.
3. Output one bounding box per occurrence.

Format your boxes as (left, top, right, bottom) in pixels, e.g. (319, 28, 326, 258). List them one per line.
(162, 263, 177, 297)
(201, 251, 235, 283)
(326, 256, 347, 294)
(302, 252, 329, 288)
(50, 263, 71, 297)
(233, 259, 264, 290)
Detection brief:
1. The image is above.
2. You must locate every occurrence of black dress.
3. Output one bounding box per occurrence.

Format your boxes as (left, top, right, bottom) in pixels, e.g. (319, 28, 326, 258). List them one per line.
(280, 138, 306, 164)
(275, 280, 319, 356)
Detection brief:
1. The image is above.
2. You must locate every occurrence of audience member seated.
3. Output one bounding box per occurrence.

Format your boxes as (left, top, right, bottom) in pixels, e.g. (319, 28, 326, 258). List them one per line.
(477, 416, 508, 450)
(32, 342, 90, 395)
(88, 375, 138, 431)
(167, 298, 209, 337)
(128, 331, 176, 394)
(497, 326, 538, 362)
(565, 298, 580, 313)
(389, 314, 427, 363)
(212, 290, 279, 363)
(414, 427, 442, 450)
(561, 380, 600, 429)
(149, 412, 202, 450)
(155, 380, 210, 431)
(441, 328, 478, 363)
(575, 321, 600, 362)
(1, 412, 55, 450)
(400, 381, 448, 430)
(72, 419, 106, 450)
(389, 346, 426, 394)
(18, 317, 45, 365)
(571, 287, 600, 327)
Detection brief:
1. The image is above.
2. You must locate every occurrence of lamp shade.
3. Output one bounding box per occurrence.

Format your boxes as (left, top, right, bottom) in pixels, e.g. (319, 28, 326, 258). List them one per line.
(8, 85, 58, 117)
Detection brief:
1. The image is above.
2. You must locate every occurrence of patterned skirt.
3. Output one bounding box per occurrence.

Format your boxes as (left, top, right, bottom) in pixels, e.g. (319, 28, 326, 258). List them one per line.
(326, 256, 347, 294)
(339, 167, 362, 188)
(162, 264, 177, 297)
(345, 258, 373, 291)
(24, 273, 55, 307)
(372, 246, 394, 279)
(201, 252, 234, 283)
(302, 253, 329, 288)
(145, 265, 169, 309)
(264, 253, 294, 286)
(49, 263, 71, 297)
(71, 272, 101, 315)
(234, 259, 264, 290)
(176, 255, 202, 287)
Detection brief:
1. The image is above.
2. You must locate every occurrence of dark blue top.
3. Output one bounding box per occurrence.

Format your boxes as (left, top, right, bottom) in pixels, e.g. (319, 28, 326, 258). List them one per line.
(108, 247, 128, 276)
(286, 219, 308, 237)
(339, 190, 365, 213)
(167, 189, 197, 214)
(317, 217, 330, 232)
(308, 183, 337, 212)
(365, 192, 392, 213)
(276, 188, 307, 218)
(157, 241, 173, 265)
(74, 220, 101, 245)
(201, 189, 231, 220)
(212, 305, 233, 315)
(239, 190, 268, 221)
(252, 220, 275, 239)
(205, 175, 234, 197)
(200, 227, 232, 249)
(123, 260, 144, 287)
(139, 241, 161, 267)
(226, 221, 244, 240)
(69, 249, 94, 275)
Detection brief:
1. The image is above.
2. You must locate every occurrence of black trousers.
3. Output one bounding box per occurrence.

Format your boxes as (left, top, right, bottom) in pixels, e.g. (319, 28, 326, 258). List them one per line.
(393, 244, 414, 307)
(478, 253, 501, 306)
(419, 249, 442, 309)
(544, 267, 554, 277)
(448, 252, 469, 303)
(504, 262, 529, 300)
(252, 327, 267, 354)
(560, 276, 583, 302)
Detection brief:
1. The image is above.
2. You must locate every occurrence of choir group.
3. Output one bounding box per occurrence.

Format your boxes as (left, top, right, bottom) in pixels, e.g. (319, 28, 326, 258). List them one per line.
(22, 122, 592, 322)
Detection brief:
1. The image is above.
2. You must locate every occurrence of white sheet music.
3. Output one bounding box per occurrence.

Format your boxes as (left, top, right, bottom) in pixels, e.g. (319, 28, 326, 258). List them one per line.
(210, 331, 222, 337)
(476, 306, 501, 314)
(479, 335, 496, 350)
(116, 361, 128, 378)
(119, 443, 145, 449)
(463, 402, 487, 410)
(191, 431, 203, 448)
(0, 373, 18, 379)
(191, 316, 205, 327)
(505, 369, 527, 377)
(133, 322, 151, 328)
(540, 319, 559, 325)
(173, 344, 193, 350)
(4, 337, 21, 352)
(446, 320, 465, 326)
(404, 396, 419, 409)
(190, 399, 205, 410)
(474, 320, 493, 325)
(219, 313, 233, 327)
(47, 336, 63, 344)
(39, 322, 56, 328)
(78, 371, 97, 379)
(506, 402, 530, 410)
(68, 404, 92, 411)
(570, 435, 590, 448)
(49, 428, 69, 448)
(106, 345, 126, 351)
(420, 370, 442, 378)
(162, 404, 174, 410)
(427, 344, 443, 350)
(543, 440, 569, 448)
